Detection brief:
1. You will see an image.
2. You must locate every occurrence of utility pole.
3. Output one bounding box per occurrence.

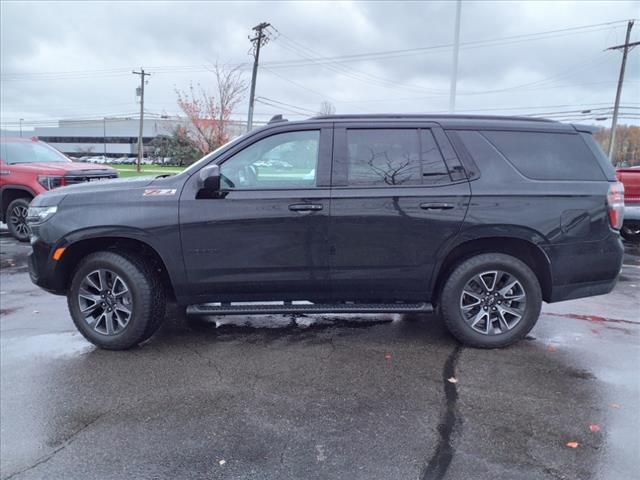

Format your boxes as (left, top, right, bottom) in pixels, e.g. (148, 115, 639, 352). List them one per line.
(247, 22, 271, 132)
(449, 0, 462, 113)
(132, 68, 151, 172)
(606, 20, 638, 163)
(19, 118, 23, 137)
(103, 117, 107, 157)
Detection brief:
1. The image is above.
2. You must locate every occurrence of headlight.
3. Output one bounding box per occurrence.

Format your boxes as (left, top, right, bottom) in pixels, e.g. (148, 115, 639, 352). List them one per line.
(37, 175, 64, 190)
(26, 206, 58, 224)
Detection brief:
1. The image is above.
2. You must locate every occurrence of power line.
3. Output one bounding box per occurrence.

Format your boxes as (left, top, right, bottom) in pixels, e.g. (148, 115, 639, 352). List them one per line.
(254, 99, 311, 117)
(256, 96, 318, 115)
(260, 66, 340, 103)
(266, 20, 632, 66)
(2, 19, 633, 82)
(270, 26, 620, 97)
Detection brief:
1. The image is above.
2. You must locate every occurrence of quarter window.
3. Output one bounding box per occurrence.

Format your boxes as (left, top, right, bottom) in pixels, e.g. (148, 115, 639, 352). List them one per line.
(344, 129, 451, 186)
(481, 130, 605, 181)
(220, 130, 320, 189)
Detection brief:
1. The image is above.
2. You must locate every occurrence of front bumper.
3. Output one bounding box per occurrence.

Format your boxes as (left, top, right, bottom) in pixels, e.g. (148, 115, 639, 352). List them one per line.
(623, 204, 640, 221)
(28, 235, 67, 295)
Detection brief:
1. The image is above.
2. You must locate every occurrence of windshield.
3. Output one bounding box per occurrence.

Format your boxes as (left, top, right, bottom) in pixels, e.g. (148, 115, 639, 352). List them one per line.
(2, 140, 71, 164)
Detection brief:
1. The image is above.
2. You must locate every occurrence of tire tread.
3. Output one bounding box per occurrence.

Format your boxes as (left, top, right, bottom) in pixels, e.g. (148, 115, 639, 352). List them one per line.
(67, 250, 166, 350)
(440, 253, 542, 349)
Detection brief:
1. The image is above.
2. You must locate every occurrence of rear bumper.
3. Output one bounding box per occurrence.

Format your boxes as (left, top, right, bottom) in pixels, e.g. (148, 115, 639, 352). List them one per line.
(546, 277, 618, 303)
(623, 204, 640, 221)
(543, 234, 624, 303)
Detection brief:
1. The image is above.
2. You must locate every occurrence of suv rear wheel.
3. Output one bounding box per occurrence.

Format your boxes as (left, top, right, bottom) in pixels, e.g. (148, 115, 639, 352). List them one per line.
(440, 253, 542, 348)
(6, 198, 31, 242)
(67, 251, 166, 350)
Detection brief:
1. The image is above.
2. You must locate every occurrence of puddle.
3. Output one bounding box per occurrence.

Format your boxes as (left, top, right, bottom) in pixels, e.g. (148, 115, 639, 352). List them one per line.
(1, 332, 94, 359)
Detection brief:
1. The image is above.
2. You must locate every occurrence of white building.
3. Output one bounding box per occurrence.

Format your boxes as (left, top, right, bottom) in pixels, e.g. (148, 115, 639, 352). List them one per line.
(32, 116, 251, 159)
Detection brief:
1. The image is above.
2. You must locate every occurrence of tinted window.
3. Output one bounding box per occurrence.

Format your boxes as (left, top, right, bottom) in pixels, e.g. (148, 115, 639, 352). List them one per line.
(2, 141, 71, 164)
(580, 132, 616, 181)
(481, 130, 605, 181)
(421, 130, 452, 184)
(345, 129, 450, 186)
(220, 130, 319, 189)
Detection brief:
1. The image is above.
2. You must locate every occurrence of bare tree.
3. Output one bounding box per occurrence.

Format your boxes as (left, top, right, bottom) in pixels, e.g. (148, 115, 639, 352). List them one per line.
(212, 63, 247, 144)
(366, 150, 415, 185)
(176, 63, 247, 154)
(318, 101, 336, 116)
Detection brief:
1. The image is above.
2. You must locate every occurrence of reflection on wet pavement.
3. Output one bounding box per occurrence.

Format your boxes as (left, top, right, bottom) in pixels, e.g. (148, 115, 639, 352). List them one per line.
(1, 230, 638, 480)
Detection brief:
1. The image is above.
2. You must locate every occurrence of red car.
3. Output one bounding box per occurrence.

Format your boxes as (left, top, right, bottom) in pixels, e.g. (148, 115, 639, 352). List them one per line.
(1, 136, 118, 241)
(616, 166, 640, 243)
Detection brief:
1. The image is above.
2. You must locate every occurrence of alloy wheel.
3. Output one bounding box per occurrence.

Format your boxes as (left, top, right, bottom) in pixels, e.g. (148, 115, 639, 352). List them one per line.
(459, 270, 527, 335)
(78, 269, 133, 335)
(9, 204, 30, 239)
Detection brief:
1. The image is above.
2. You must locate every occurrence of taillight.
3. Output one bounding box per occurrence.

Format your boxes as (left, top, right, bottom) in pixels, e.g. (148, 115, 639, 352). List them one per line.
(607, 182, 625, 230)
(37, 175, 65, 190)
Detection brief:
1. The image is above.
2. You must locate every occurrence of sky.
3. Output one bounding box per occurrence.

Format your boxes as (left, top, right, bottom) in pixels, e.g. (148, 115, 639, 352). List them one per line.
(1, 0, 639, 131)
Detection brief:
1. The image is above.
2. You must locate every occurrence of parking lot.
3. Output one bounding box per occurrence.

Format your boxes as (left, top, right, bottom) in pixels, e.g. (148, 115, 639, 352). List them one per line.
(0, 231, 638, 480)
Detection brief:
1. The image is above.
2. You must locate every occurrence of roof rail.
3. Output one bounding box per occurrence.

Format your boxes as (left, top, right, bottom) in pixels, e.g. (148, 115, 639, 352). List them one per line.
(310, 113, 557, 123)
(268, 114, 288, 124)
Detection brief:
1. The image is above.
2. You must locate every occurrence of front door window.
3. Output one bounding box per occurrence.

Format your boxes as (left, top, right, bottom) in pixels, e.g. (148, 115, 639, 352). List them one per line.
(220, 130, 320, 189)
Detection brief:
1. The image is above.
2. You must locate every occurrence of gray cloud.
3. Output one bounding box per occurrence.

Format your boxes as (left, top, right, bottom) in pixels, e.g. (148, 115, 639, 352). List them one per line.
(1, 0, 638, 128)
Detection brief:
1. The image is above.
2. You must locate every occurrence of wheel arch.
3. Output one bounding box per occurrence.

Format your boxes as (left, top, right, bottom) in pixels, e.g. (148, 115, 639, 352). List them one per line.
(0, 185, 35, 221)
(432, 235, 553, 304)
(56, 235, 176, 301)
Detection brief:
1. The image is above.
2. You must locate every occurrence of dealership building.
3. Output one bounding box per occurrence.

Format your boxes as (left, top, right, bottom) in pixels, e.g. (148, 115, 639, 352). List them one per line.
(20, 116, 250, 159)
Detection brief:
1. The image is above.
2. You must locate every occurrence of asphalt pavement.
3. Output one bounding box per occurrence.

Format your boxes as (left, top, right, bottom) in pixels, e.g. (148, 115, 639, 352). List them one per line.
(1, 230, 638, 480)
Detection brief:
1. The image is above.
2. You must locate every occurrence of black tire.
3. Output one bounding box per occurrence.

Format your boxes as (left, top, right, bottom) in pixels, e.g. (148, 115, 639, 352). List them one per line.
(6, 198, 31, 242)
(440, 253, 542, 349)
(621, 222, 640, 243)
(67, 251, 166, 350)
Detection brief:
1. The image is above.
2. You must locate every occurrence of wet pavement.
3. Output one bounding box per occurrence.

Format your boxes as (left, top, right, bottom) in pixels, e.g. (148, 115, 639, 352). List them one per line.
(0, 230, 638, 480)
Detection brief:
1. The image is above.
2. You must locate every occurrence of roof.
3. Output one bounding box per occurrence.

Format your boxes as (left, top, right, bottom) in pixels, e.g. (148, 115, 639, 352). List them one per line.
(310, 113, 556, 123)
(262, 113, 574, 133)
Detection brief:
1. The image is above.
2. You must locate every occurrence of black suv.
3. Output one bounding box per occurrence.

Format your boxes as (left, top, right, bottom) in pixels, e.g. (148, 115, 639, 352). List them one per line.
(26, 114, 625, 350)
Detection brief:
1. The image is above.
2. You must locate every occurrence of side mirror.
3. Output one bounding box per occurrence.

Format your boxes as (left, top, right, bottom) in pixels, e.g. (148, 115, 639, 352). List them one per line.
(198, 164, 221, 192)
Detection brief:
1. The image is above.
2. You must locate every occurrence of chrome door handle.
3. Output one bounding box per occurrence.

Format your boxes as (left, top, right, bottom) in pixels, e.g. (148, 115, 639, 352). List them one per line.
(420, 202, 454, 210)
(288, 203, 323, 212)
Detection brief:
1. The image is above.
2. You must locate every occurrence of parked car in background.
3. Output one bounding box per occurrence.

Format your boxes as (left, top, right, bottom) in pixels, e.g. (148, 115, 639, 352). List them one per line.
(86, 155, 110, 164)
(26, 114, 624, 351)
(616, 166, 640, 242)
(0, 136, 118, 241)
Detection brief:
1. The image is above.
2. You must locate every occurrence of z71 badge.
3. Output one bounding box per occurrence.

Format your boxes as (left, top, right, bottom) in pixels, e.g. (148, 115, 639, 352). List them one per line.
(143, 188, 177, 196)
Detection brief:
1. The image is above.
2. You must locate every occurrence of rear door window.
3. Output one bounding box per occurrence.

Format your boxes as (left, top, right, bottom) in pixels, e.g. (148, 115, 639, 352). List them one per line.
(344, 128, 451, 186)
(481, 130, 605, 181)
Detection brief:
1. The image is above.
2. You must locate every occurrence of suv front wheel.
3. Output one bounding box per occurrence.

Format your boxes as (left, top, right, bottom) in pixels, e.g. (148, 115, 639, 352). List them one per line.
(67, 251, 166, 350)
(6, 198, 31, 242)
(440, 253, 542, 348)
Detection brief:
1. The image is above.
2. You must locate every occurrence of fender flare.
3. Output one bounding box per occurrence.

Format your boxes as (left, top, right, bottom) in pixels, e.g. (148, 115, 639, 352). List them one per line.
(57, 225, 187, 298)
(430, 224, 552, 297)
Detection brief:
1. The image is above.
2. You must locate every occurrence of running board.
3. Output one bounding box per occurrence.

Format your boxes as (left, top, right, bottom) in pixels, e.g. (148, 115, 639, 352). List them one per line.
(187, 302, 433, 316)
